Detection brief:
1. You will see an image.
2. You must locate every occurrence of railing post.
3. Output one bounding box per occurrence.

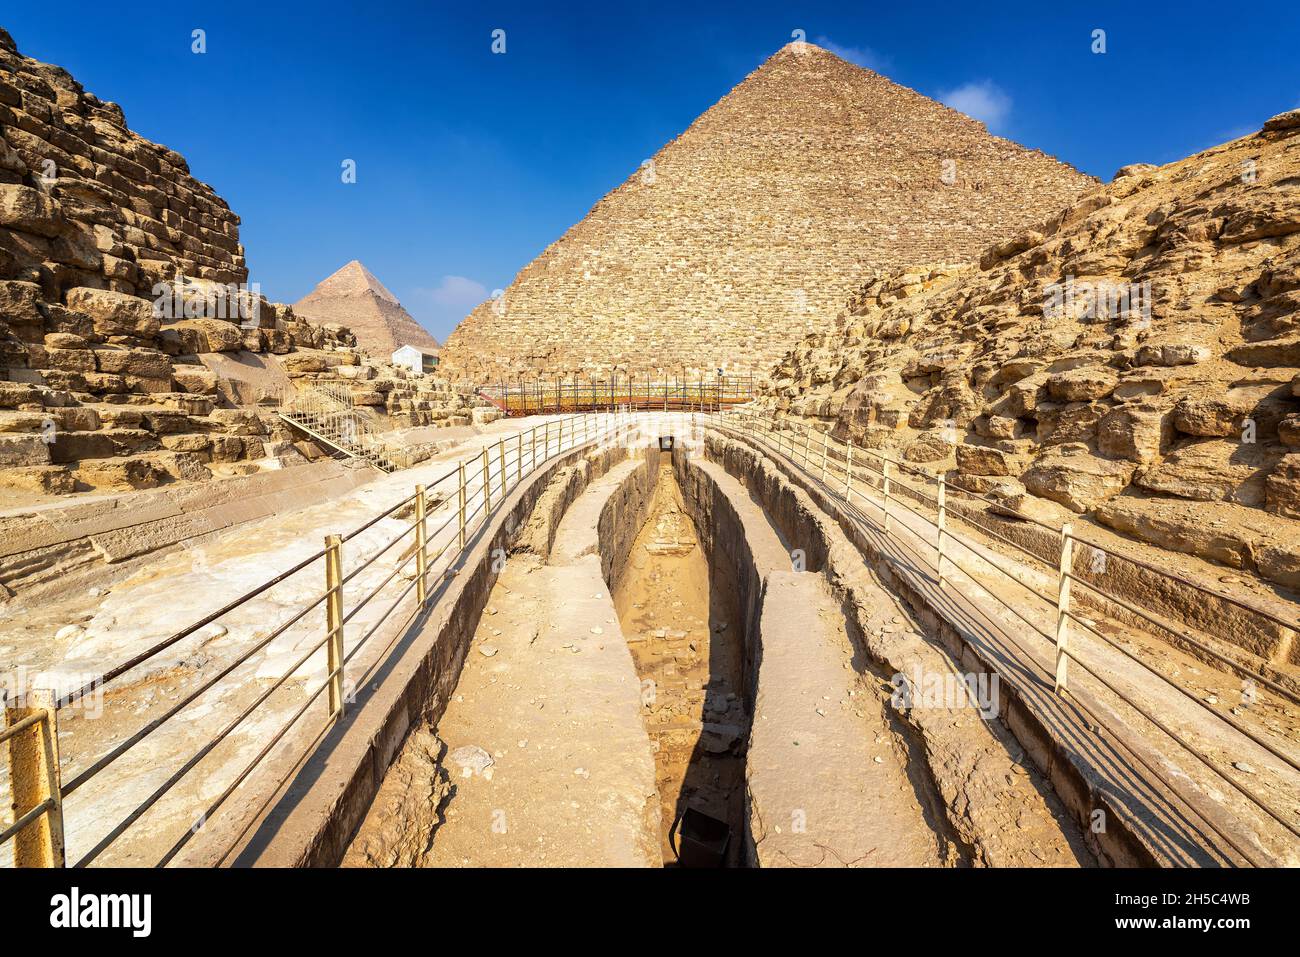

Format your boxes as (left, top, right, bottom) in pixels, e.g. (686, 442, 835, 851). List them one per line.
(820, 431, 829, 482)
(497, 440, 506, 499)
(5, 689, 65, 867)
(845, 439, 853, 500)
(481, 447, 492, 512)
(414, 485, 428, 605)
(324, 534, 345, 719)
(936, 473, 947, 587)
(882, 459, 892, 535)
(515, 431, 522, 486)
(457, 462, 467, 552)
(1056, 525, 1074, 695)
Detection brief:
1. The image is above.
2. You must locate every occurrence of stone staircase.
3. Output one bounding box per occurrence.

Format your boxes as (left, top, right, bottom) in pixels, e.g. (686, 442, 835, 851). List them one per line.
(277, 382, 401, 472)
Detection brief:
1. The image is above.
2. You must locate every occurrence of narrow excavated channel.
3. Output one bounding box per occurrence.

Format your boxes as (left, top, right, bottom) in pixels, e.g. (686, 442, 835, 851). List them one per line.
(338, 429, 1096, 869)
(612, 452, 748, 866)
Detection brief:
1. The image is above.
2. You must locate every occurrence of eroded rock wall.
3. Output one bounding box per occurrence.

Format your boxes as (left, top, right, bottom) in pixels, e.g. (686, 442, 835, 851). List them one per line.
(762, 110, 1300, 591)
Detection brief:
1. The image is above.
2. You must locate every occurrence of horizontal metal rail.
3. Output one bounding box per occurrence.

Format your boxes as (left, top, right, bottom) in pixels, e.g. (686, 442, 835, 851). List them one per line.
(714, 407, 1299, 865)
(4, 410, 631, 868)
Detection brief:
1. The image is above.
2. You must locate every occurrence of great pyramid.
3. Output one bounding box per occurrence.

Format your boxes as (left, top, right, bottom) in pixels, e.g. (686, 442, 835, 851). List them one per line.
(439, 41, 1096, 380)
(294, 260, 440, 358)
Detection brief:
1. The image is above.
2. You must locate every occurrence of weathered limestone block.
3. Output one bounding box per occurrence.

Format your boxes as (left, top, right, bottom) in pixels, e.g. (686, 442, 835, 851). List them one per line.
(209, 408, 266, 436)
(1226, 336, 1300, 367)
(1133, 342, 1210, 368)
(49, 427, 156, 463)
(0, 433, 51, 466)
(140, 409, 199, 434)
(0, 280, 44, 324)
(73, 456, 167, 491)
(0, 381, 42, 407)
(955, 443, 1028, 477)
(56, 407, 100, 431)
(1034, 400, 1106, 446)
(40, 346, 92, 372)
(160, 433, 212, 456)
(0, 463, 75, 494)
(171, 365, 219, 395)
(1097, 405, 1171, 464)
(1255, 540, 1300, 589)
(169, 317, 244, 352)
(142, 450, 212, 483)
(1046, 367, 1117, 402)
(1136, 440, 1278, 505)
(280, 352, 327, 375)
(1265, 454, 1300, 519)
(1172, 397, 1250, 437)
(0, 183, 67, 237)
(1279, 413, 1300, 447)
(1021, 446, 1135, 513)
(0, 409, 48, 431)
(64, 287, 159, 338)
(94, 346, 172, 379)
(1095, 498, 1252, 569)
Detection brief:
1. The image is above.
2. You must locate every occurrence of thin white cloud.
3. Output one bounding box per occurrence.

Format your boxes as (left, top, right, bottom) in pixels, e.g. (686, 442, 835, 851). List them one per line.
(938, 80, 1013, 133)
(814, 35, 889, 72)
(415, 275, 488, 309)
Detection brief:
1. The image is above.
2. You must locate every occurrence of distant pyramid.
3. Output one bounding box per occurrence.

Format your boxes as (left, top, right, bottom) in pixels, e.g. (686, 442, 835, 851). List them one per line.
(440, 42, 1096, 379)
(294, 261, 440, 358)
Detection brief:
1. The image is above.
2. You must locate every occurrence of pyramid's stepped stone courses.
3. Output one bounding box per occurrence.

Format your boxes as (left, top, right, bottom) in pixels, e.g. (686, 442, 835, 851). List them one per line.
(0, 27, 244, 297)
(439, 42, 1095, 380)
(761, 108, 1300, 602)
(0, 26, 374, 494)
(294, 260, 440, 359)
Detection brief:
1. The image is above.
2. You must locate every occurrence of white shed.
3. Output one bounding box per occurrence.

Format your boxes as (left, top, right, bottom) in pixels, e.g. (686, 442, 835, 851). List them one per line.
(391, 344, 439, 374)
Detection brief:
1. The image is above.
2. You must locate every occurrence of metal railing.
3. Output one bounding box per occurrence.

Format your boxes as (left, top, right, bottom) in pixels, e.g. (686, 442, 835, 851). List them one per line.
(276, 382, 403, 472)
(712, 407, 1300, 866)
(1, 410, 630, 868)
(480, 374, 753, 416)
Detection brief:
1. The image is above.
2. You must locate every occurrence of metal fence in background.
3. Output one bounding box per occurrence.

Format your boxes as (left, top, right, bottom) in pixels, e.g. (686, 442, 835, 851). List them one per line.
(480, 373, 753, 415)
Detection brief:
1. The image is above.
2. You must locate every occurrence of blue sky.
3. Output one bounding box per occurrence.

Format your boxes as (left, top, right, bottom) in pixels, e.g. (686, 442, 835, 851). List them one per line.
(5, 2, 1298, 341)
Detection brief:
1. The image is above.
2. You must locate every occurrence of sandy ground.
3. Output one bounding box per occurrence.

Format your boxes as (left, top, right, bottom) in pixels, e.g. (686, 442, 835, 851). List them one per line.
(350, 455, 662, 867)
(612, 458, 748, 863)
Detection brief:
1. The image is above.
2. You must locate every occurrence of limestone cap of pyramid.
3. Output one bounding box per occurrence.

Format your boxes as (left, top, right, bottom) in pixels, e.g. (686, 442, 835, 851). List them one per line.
(307, 260, 402, 305)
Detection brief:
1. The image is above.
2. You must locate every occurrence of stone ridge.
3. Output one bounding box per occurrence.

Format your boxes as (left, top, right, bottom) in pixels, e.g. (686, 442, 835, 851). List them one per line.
(762, 109, 1300, 599)
(439, 42, 1097, 380)
(0, 27, 246, 298)
(294, 261, 441, 357)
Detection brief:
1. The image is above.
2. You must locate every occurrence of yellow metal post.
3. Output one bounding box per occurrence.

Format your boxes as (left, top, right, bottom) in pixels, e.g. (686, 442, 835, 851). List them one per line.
(5, 689, 65, 867)
(324, 534, 345, 718)
(936, 473, 947, 587)
(415, 485, 428, 604)
(498, 440, 506, 500)
(458, 462, 467, 552)
(845, 440, 853, 500)
(883, 459, 892, 535)
(481, 447, 492, 512)
(1056, 525, 1074, 694)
